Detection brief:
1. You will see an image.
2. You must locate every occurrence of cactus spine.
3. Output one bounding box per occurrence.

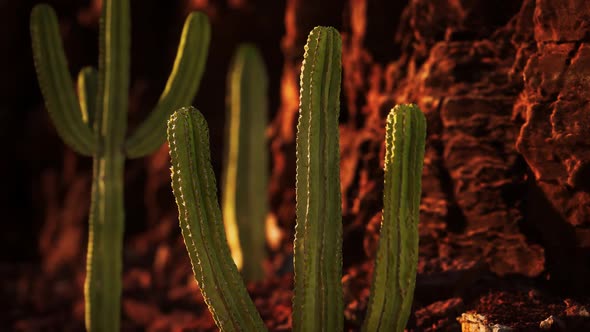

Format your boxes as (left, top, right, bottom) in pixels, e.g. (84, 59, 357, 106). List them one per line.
(362, 104, 426, 332)
(168, 107, 267, 332)
(293, 26, 343, 332)
(222, 44, 269, 282)
(30, 2, 210, 330)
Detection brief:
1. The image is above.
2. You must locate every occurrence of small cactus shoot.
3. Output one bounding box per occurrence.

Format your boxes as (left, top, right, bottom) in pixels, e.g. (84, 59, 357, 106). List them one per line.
(167, 107, 267, 332)
(362, 104, 427, 332)
(30, 1, 210, 330)
(293, 26, 344, 332)
(221, 44, 269, 282)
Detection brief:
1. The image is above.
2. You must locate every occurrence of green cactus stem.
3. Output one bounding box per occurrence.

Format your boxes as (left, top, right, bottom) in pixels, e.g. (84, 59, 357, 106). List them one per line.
(167, 107, 266, 332)
(82, 0, 130, 329)
(362, 104, 426, 332)
(293, 26, 343, 332)
(221, 44, 269, 282)
(30, 1, 210, 330)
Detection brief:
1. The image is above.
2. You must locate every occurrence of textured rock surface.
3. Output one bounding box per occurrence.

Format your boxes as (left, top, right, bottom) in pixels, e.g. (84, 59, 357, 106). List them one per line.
(270, 0, 590, 329)
(271, 0, 587, 280)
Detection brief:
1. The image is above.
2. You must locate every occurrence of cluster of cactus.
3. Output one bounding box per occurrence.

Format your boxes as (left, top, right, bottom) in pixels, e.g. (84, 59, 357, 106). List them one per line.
(167, 26, 427, 331)
(30, 1, 210, 330)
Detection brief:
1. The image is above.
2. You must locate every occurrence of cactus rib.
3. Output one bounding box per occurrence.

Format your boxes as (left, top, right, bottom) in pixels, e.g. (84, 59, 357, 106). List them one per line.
(77, 66, 98, 126)
(221, 44, 269, 282)
(167, 107, 266, 332)
(362, 104, 426, 332)
(30, 4, 96, 155)
(293, 26, 343, 332)
(126, 12, 210, 158)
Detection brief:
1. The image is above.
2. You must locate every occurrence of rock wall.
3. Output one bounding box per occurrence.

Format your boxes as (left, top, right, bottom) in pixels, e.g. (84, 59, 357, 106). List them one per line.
(271, 0, 590, 296)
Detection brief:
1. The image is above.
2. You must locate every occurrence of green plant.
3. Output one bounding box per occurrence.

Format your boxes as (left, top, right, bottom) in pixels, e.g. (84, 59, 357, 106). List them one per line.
(30, 1, 210, 330)
(221, 44, 269, 282)
(363, 104, 426, 331)
(168, 107, 267, 331)
(166, 26, 426, 332)
(292, 26, 343, 332)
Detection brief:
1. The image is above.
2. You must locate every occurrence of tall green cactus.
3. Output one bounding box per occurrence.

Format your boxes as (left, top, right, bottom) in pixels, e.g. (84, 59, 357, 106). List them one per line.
(292, 26, 343, 332)
(168, 107, 267, 332)
(221, 44, 269, 282)
(362, 104, 426, 332)
(30, 2, 210, 330)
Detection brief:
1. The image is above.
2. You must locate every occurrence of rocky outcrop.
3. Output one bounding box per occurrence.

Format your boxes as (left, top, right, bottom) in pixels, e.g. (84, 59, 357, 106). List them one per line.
(269, 0, 590, 329)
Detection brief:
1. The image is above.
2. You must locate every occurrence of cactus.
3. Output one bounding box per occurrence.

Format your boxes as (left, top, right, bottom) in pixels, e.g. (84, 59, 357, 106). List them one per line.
(166, 26, 426, 332)
(168, 107, 267, 331)
(30, 2, 210, 330)
(292, 26, 343, 332)
(362, 104, 426, 332)
(221, 44, 269, 282)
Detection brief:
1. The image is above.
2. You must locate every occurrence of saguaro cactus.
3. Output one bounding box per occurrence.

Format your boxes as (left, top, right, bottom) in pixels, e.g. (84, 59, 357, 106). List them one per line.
(168, 107, 267, 331)
(30, 2, 210, 330)
(221, 44, 269, 282)
(362, 104, 427, 332)
(292, 26, 343, 332)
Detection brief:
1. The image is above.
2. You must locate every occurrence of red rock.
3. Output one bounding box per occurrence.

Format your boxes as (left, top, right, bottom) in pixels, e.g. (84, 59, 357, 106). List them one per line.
(534, 0, 590, 42)
(123, 299, 160, 325)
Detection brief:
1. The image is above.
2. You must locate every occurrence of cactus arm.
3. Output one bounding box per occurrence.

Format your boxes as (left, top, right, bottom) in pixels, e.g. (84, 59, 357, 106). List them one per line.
(362, 104, 426, 332)
(221, 44, 268, 282)
(167, 107, 266, 332)
(293, 26, 343, 332)
(30, 4, 96, 156)
(125, 12, 210, 158)
(77, 66, 98, 126)
(84, 0, 130, 330)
